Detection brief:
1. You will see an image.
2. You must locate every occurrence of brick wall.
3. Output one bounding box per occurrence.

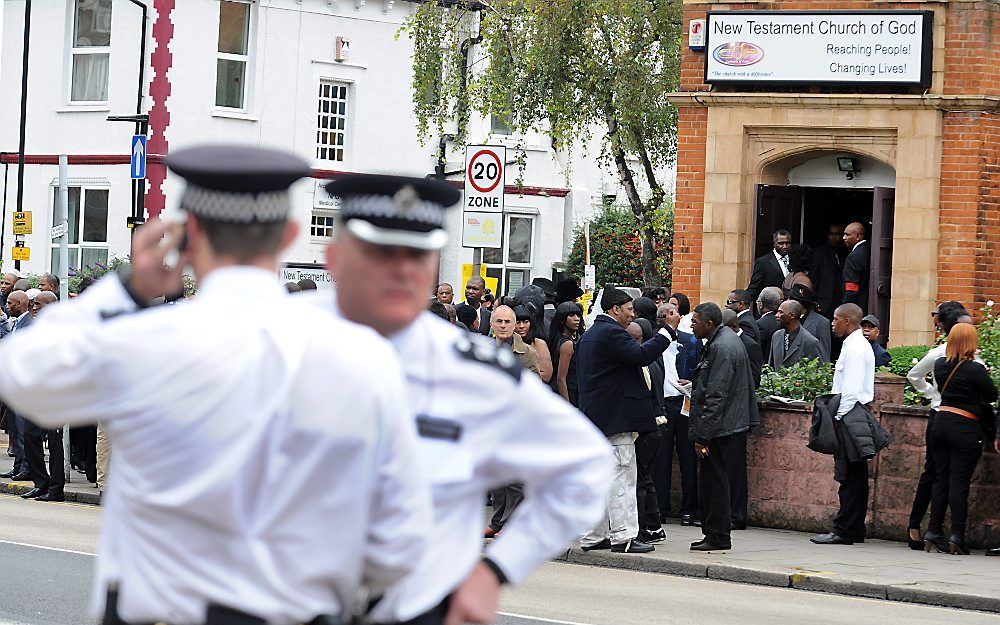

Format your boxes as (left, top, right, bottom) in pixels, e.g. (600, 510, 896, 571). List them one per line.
(671, 106, 707, 298)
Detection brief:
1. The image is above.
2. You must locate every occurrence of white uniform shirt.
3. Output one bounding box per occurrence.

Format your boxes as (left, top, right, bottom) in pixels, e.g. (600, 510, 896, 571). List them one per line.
(832, 328, 875, 417)
(0, 268, 431, 625)
(315, 297, 613, 623)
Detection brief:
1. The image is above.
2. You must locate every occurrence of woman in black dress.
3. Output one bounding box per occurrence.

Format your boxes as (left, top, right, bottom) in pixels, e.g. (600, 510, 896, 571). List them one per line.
(924, 322, 998, 555)
(548, 302, 584, 406)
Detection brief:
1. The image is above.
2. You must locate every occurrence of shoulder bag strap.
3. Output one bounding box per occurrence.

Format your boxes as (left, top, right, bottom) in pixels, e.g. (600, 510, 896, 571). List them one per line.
(939, 359, 966, 396)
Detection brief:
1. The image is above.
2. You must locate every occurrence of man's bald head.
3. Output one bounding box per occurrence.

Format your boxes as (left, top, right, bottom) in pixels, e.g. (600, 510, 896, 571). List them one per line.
(32, 291, 57, 316)
(7, 291, 28, 316)
(721, 308, 739, 331)
(491, 304, 516, 341)
(758, 286, 783, 313)
(776, 300, 803, 330)
(627, 322, 643, 343)
(0, 273, 18, 296)
(844, 222, 866, 248)
(12, 279, 29, 293)
(832, 303, 864, 338)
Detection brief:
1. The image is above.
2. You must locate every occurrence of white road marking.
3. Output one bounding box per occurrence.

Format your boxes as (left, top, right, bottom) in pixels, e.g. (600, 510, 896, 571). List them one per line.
(498, 612, 601, 625)
(0, 539, 96, 557)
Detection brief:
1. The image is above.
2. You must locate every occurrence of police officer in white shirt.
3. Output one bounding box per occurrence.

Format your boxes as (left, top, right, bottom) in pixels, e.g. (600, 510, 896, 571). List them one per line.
(0, 145, 432, 625)
(313, 174, 613, 625)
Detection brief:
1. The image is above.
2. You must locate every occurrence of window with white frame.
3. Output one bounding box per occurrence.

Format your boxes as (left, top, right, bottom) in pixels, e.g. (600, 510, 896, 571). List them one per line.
(482, 214, 535, 297)
(310, 209, 337, 242)
(50, 185, 109, 274)
(216, 0, 251, 109)
(70, 0, 113, 102)
(316, 80, 350, 162)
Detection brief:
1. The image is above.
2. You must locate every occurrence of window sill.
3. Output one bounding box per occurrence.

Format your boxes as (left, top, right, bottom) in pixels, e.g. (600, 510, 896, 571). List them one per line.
(211, 109, 259, 121)
(56, 105, 111, 113)
(310, 59, 367, 70)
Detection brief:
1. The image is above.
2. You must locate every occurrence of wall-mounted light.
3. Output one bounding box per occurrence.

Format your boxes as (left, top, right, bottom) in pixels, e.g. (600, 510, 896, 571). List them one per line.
(837, 157, 860, 181)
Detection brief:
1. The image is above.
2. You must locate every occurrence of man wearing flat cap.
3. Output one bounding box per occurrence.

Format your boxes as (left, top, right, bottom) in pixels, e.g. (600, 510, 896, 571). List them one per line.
(575, 286, 678, 554)
(0, 144, 432, 625)
(310, 173, 613, 625)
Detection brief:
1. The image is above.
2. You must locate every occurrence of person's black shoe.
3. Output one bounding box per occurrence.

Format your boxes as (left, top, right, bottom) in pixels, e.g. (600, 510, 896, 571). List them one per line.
(20, 488, 46, 499)
(810, 532, 854, 545)
(611, 539, 654, 554)
(731, 522, 747, 531)
(36, 492, 65, 502)
(907, 528, 924, 551)
(986, 546, 1000, 556)
(948, 533, 970, 555)
(581, 539, 611, 551)
(0, 470, 16, 478)
(681, 514, 701, 527)
(10, 473, 31, 481)
(640, 528, 666, 543)
(690, 539, 731, 551)
(923, 531, 949, 553)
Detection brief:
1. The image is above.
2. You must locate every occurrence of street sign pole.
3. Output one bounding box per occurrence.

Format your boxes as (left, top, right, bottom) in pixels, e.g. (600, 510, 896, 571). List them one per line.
(58, 154, 71, 482)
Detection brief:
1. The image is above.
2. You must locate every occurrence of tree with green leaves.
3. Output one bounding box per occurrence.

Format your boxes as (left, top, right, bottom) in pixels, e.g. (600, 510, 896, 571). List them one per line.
(400, 0, 682, 286)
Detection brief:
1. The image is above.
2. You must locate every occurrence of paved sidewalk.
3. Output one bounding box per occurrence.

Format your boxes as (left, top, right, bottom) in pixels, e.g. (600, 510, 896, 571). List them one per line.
(0, 440, 101, 504)
(556, 520, 1000, 613)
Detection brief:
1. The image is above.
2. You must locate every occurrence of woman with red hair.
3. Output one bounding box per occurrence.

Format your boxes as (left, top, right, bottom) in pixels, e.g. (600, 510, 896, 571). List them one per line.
(924, 323, 998, 555)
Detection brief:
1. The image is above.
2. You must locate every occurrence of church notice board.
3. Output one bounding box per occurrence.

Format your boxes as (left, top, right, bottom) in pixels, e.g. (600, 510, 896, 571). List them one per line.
(704, 11, 933, 87)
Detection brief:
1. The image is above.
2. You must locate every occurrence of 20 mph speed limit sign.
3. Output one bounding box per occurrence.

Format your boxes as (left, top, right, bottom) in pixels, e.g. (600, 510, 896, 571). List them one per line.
(464, 145, 505, 213)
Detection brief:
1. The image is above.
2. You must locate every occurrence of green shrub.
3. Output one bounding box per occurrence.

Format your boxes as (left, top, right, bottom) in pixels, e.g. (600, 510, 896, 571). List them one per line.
(757, 358, 834, 403)
(882, 344, 932, 406)
(976, 301, 1000, 404)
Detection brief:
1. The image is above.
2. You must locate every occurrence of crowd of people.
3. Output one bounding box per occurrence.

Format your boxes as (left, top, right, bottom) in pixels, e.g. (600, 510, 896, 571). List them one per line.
(424, 224, 1000, 556)
(0, 272, 99, 502)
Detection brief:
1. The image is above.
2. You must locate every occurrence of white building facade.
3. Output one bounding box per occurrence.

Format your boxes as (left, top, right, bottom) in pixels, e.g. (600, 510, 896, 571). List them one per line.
(0, 0, 670, 296)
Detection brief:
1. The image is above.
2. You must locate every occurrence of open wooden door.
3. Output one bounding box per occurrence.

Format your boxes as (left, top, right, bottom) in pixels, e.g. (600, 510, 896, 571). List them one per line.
(754, 185, 803, 259)
(870, 187, 895, 338)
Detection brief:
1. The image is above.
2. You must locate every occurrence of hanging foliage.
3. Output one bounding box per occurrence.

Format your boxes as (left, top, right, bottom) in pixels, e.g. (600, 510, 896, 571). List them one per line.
(400, 0, 683, 287)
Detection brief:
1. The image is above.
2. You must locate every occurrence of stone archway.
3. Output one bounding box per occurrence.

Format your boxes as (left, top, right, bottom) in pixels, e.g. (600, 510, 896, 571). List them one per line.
(698, 105, 942, 345)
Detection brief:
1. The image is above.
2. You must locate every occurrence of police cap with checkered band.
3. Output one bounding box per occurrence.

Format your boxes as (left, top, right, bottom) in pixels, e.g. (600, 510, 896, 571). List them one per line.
(325, 174, 460, 251)
(164, 144, 312, 223)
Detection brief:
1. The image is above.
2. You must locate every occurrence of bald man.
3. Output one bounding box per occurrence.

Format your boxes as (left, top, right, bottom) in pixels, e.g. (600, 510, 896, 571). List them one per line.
(30, 291, 57, 317)
(0, 272, 18, 315)
(6, 291, 31, 333)
(768, 300, 822, 370)
(811, 303, 877, 546)
(842, 222, 870, 313)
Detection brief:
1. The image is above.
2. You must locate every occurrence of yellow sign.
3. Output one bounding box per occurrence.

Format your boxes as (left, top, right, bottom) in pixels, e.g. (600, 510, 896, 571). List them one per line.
(12, 211, 32, 235)
(459, 264, 498, 299)
(12, 246, 30, 261)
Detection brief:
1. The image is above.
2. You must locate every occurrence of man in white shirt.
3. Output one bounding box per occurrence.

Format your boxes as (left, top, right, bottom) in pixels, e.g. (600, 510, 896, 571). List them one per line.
(0, 145, 432, 625)
(811, 303, 875, 546)
(319, 173, 613, 625)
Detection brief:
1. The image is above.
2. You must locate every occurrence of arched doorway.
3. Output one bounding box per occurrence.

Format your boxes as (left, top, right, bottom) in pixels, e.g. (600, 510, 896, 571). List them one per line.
(753, 151, 896, 336)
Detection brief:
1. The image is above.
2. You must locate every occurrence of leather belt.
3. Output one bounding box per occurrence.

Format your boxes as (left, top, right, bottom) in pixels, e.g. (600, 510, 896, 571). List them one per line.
(104, 589, 350, 625)
(938, 406, 980, 421)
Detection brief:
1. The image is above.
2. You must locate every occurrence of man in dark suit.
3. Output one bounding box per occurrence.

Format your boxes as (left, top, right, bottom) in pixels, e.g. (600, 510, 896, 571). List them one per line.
(747, 230, 792, 300)
(768, 300, 823, 370)
(20, 292, 66, 502)
(577, 287, 675, 554)
(755, 286, 782, 357)
(689, 303, 755, 550)
(0, 291, 32, 481)
(787, 283, 832, 362)
(722, 309, 762, 531)
(812, 224, 847, 320)
(455, 276, 491, 335)
(842, 222, 870, 313)
(726, 289, 760, 346)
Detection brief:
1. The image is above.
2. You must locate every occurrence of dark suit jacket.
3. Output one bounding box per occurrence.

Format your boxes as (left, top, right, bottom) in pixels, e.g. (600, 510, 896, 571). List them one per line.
(843, 241, 870, 313)
(675, 330, 701, 381)
(739, 331, 763, 389)
(576, 315, 671, 437)
(456, 301, 491, 335)
(747, 251, 786, 298)
(800, 311, 832, 362)
(737, 310, 760, 345)
(812, 244, 846, 319)
(756, 311, 779, 358)
(11, 312, 32, 333)
(768, 326, 823, 370)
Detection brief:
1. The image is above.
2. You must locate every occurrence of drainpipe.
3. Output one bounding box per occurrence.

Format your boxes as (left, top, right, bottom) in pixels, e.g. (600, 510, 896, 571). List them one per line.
(14, 0, 33, 271)
(127, 0, 149, 117)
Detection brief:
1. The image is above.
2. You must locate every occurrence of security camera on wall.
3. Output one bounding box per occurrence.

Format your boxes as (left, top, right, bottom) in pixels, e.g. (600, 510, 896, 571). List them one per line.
(837, 157, 860, 181)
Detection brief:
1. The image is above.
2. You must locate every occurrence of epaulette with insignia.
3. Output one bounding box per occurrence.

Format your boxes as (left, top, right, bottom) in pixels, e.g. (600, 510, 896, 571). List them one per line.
(453, 334, 523, 381)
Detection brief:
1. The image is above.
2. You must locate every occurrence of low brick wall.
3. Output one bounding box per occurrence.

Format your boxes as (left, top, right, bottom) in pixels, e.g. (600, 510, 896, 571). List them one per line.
(669, 373, 1000, 547)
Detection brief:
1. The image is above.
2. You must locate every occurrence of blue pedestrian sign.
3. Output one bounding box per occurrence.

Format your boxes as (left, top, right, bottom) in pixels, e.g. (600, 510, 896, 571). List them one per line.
(131, 135, 147, 180)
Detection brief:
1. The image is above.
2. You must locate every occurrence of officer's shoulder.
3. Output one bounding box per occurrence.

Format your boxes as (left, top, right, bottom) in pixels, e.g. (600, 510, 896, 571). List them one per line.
(451, 331, 523, 382)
